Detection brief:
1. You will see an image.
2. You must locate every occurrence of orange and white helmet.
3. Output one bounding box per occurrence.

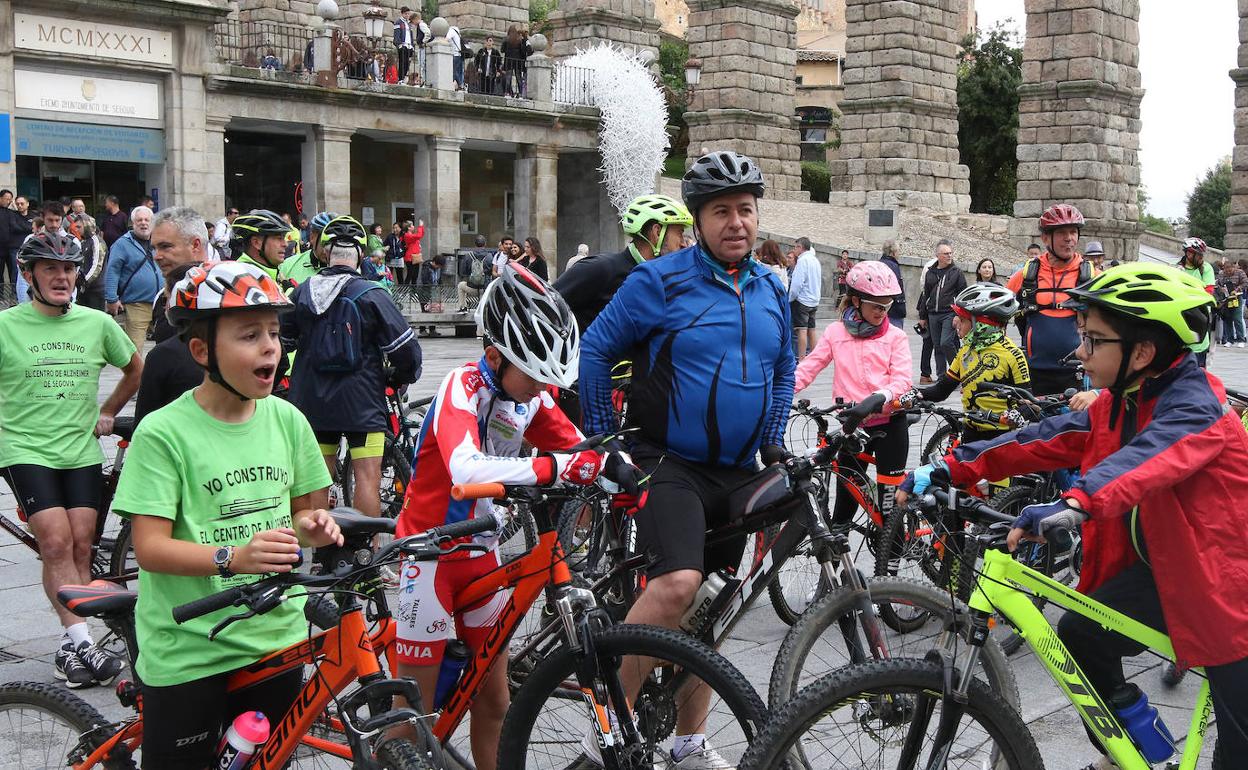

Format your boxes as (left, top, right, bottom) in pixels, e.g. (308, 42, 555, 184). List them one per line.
(167, 260, 292, 332)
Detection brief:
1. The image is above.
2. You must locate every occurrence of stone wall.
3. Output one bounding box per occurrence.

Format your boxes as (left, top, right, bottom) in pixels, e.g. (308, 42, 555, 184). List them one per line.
(684, 0, 806, 201)
(438, 0, 529, 44)
(1226, 0, 1248, 263)
(236, 0, 317, 25)
(547, 0, 660, 60)
(828, 0, 971, 213)
(1009, 0, 1144, 261)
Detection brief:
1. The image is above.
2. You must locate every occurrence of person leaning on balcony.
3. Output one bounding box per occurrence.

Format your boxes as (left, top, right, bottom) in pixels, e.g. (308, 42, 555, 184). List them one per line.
(474, 36, 503, 95)
(501, 25, 532, 97)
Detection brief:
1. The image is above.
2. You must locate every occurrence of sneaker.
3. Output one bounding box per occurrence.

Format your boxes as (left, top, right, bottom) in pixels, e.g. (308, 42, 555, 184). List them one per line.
(672, 742, 734, 770)
(1238, 342, 1245, 348)
(919, 375, 935, 385)
(53, 643, 94, 689)
(76, 641, 123, 685)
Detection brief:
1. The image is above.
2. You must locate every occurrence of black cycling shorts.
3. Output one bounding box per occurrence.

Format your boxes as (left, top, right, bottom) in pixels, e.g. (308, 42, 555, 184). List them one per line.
(313, 430, 386, 460)
(629, 445, 754, 580)
(0, 464, 102, 518)
(140, 666, 302, 769)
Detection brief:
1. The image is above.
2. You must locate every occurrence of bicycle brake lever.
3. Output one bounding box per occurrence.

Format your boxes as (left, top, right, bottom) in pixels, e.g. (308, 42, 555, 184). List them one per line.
(209, 608, 257, 641)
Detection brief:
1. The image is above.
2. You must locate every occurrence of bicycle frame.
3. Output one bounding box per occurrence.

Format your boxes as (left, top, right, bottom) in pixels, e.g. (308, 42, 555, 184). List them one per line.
(969, 547, 1212, 770)
(72, 605, 406, 769)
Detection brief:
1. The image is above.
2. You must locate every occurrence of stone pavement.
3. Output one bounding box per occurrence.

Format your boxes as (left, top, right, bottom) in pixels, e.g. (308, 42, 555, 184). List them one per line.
(1, 329, 1240, 768)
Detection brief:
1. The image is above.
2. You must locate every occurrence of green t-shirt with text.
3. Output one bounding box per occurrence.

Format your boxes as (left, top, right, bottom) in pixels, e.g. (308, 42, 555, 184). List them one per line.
(0, 303, 135, 468)
(112, 391, 332, 687)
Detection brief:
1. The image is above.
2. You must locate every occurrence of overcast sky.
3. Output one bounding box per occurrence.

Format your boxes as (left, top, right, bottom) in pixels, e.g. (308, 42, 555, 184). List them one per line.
(974, 1, 1236, 220)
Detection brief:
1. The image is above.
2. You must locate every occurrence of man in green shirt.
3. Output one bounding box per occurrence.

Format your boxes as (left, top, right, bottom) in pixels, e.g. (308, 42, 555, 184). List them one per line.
(230, 209, 293, 284)
(277, 210, 337, 288)
(0, 232, 142, 687)
(112, 259, 341, 767)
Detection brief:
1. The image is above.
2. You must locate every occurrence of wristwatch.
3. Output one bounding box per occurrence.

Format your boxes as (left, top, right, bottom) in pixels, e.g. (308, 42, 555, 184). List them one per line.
(213, 546, 235, 578)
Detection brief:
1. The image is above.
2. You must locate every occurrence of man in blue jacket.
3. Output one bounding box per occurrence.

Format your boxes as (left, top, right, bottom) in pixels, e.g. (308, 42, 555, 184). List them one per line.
(576, 150, 795, 769)
(105, 205, 160, 355)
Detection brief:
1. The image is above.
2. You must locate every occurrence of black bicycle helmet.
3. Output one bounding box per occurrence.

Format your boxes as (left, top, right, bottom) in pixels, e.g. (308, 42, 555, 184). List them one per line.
(681, 150, 766, 213)
(17, 231, 83, 269)
(318, 215, 368, 250)
(231, 209, 292, 243)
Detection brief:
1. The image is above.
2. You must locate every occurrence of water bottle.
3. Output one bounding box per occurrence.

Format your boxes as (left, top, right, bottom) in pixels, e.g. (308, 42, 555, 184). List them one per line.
(1110, 685, 1175, 764)
(215, 711, 270, 770)
(433, 640, 471, 709)
(679, 569, 742, 635)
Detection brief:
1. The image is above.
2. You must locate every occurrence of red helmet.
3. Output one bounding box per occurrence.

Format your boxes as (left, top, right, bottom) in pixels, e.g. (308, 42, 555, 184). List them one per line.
(1039, 203, 1085, 232)
(1183, 237, 1207, 256)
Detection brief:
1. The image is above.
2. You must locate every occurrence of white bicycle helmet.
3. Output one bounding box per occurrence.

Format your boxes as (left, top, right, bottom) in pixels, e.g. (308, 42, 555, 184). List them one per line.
(476, 263, 580, 388)
(953, 282, 1019, 324)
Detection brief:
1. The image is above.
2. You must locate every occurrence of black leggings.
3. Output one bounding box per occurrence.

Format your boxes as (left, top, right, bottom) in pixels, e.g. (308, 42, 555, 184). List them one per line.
(140, 667, 303, 769)
(1057, 560, 1248, 760)
(832, 413, 908, 528)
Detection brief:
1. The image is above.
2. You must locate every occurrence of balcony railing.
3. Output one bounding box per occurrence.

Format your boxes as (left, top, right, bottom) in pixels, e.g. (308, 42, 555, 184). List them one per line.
(553, 63, 594, 106)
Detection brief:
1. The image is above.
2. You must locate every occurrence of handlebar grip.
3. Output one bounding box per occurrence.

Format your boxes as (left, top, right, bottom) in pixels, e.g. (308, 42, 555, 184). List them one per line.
(173, 585, 247, 624)
(451, 482, 507, 501)
(428, 516, 500, 541)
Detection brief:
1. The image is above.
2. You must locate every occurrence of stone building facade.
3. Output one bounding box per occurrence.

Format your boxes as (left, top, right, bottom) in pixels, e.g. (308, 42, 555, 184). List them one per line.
(1226, 0, 1248, 263)
(828, 0, 971, 212)
(1008, 0, 1144, 261)
(547, 0, 660, 60)
(683, 0, 806, 201)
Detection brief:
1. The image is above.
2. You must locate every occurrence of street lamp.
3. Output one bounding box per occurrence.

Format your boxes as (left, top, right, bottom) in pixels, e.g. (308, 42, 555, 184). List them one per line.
(363, 0, 386, 42)
(684, 57, 702, 88)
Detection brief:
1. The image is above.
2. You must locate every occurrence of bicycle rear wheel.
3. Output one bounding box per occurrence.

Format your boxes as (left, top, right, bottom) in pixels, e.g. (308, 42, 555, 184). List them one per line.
(742, 659, 1041, 770)
(0, 681, 137, 769)
(107, 520, 138, 583)
(497, 624, 767, 770)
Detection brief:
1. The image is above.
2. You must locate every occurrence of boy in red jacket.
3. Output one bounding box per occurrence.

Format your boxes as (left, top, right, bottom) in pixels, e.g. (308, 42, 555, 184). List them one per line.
(907, 264, 1248, 766)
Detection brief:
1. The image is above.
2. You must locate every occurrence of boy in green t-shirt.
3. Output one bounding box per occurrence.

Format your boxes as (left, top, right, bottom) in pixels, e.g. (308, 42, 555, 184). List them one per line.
(112, 260, 342, 768)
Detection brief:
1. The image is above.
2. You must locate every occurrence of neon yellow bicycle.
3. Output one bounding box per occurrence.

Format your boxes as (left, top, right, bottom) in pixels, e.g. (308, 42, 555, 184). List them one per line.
(738, 485, 1222, 770)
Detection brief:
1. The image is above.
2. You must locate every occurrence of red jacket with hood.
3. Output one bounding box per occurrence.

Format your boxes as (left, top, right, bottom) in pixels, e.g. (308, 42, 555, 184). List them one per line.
(944, 354, 1248, 668)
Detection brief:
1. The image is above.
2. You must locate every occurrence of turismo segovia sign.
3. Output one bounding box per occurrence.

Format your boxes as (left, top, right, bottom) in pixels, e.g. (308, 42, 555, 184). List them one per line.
(14, 119, 165, 164)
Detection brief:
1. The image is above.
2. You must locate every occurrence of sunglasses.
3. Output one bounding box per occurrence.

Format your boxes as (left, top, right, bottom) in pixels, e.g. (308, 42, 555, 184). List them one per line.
(860, 298, 895, 313)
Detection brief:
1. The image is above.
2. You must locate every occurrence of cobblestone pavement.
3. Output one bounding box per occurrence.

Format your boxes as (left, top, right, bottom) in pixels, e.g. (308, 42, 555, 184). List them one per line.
(1, 328, 1239, 768)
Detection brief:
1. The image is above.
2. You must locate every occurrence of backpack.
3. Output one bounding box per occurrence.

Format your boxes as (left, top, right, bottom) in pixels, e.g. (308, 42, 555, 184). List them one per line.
(302, 280, 384, 373)
(1017, 256, 1092, 317)
(467, 252, 489, 290)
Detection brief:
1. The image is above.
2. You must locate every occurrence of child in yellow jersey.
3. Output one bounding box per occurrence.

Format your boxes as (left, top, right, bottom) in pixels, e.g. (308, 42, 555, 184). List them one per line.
(901, 283, 1030, 444)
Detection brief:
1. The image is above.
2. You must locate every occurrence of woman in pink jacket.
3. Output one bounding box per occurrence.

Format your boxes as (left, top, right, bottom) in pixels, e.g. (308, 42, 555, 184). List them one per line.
(795, 260, 913, 531)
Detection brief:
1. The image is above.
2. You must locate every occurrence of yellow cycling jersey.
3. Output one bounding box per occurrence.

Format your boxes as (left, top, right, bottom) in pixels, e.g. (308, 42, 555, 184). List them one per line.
(945, 337, 1031, 430)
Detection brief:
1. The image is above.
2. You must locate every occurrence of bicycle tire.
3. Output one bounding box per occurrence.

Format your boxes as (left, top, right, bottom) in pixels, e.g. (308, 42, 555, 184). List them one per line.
(921, 423, 959, 465)
(107, 520, 137, 582)
(375, 738, 436, 769)
(743, 658, 1042, 770)
(767, 576, 1019, 713)
(765, 474, 839, 626)
(0, 680, 137, 769)
(496, 624, 767, 770)
(873, 504, 946, 632)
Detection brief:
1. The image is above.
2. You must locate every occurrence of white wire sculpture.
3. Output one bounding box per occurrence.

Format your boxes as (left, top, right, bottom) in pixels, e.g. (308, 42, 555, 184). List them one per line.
(556, 43, 670, 216)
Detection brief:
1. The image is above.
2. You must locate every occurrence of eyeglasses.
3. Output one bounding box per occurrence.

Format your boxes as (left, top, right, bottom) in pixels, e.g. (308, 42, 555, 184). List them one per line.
(861, 298, 895, 313)
(1079, 332, 1124, 354)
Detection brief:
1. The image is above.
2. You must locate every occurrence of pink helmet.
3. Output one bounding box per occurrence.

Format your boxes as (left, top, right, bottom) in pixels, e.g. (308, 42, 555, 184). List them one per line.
(846, 260, 902, 298)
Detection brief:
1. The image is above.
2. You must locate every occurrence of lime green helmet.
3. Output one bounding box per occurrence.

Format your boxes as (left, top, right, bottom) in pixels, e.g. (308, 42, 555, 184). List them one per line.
(1062, 262, 1213, 346)
(621, 194, 693, 257)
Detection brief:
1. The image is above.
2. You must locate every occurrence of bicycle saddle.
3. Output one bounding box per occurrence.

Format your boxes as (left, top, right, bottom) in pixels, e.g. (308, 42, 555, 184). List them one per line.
(330, 507, 397, 537)
(57, 580, 138, 619)
(113, 415, 136, 442)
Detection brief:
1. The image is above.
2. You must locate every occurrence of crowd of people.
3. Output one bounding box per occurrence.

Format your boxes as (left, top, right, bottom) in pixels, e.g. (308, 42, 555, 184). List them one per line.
(2, 148, 1248, 770)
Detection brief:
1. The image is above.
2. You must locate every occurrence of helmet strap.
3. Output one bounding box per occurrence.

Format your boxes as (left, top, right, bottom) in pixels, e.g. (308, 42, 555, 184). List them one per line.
(201, 323, 251, 402)
(256, 236, 281, 270)
(28, 264, 72, 315)
(1106, 339, 1142, 429)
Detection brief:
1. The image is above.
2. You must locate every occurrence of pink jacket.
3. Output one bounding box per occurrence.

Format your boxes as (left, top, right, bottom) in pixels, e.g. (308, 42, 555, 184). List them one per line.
(795, 321, 912, 425)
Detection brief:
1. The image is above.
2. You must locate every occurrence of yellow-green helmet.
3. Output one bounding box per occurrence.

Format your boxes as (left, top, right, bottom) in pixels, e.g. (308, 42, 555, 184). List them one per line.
(1062, 263, 1213, 345)
(621, 194, 693, 235)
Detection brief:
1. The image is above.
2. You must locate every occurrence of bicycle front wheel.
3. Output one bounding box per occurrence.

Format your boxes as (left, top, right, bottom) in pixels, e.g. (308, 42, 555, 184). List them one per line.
(0, 681, 137, 769)
(742, 659, 1042, 770)
(497, 624, 767, 770)
(768, 576, 1019, 712)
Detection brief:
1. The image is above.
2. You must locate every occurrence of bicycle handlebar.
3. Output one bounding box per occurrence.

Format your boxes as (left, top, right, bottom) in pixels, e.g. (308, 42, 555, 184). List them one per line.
(424, 516, 500, 540)
(452, 482, 507, 501)
(172, 584, 250, 624)
(920, 486, 1014, 527)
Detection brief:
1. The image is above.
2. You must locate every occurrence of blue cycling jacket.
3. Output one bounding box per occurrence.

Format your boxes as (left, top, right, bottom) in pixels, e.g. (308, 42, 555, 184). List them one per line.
(579, 245, 796, 468)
